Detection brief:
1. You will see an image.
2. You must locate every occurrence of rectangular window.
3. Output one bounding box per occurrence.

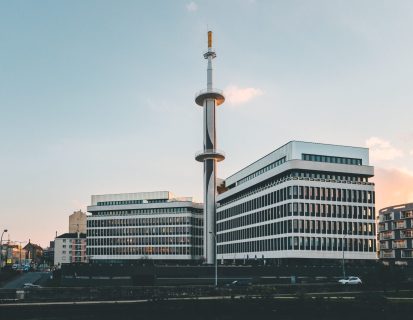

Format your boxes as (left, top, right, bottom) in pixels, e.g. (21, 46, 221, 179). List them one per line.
(302, 153, 362, 166)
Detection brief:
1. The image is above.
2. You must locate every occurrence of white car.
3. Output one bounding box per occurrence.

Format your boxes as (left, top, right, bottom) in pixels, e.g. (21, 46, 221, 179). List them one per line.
(23, 283, 41, 289)
(338, 276, 362, 285)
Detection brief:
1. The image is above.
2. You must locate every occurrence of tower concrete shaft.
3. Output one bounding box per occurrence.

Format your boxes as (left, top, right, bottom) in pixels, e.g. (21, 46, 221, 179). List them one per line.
(195, 31, 225, 265)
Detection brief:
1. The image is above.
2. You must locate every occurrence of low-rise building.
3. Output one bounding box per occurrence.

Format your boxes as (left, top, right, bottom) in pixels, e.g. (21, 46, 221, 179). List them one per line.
(54, 233, 87, 266)
(24, 241, 44, 265)
(378, 202, 413, 266)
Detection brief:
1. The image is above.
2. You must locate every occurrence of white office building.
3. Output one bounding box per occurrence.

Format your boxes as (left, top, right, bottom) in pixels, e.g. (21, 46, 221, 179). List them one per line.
(216, 141, 376, 264)
(87, 191, 203, 263)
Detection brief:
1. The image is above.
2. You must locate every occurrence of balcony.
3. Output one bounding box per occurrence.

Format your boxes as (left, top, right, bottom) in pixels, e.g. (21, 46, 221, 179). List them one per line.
(378, 223, 387, 232)
(195, 88, 225, 106)
(401, 211, 413, 219)
(380, 241, 390, 250)
(400, 230, 413, 238)
(195, 149, 225, 162)
(381, 231, 395, 240)
(379, 213, 394, 222)
(393, 240, 407, 249)
(396, 221, 407, 229)
(380, 250, 395, 259)
(401, 250, 413, 258)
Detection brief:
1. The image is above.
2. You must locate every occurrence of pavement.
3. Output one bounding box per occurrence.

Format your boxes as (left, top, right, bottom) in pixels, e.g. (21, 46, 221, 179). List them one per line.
(2, 272, 50, 289)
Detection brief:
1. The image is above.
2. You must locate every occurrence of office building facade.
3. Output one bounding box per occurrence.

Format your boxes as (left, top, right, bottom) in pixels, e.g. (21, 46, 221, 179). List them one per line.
(216, 141, 376, 264)
(87, 191, 203, 263)
(378, 202, 413, 266)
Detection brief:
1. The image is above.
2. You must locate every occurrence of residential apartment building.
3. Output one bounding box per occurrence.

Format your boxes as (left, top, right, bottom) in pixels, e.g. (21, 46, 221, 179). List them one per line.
(87, 191, 203, 263)
(378, 202, 413, 266)
(54, 233, 87, 266)
(216, 141, 376, 265)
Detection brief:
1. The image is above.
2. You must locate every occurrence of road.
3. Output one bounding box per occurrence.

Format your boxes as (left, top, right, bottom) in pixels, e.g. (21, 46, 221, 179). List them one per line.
(2, 272, 50, 289)
(0, 295, 412, 320)
(0, 285, 410, 306)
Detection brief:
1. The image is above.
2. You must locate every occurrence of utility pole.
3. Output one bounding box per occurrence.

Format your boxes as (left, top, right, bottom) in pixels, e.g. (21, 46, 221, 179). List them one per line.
(14, 241, 27, 267)
(342, 230, 352, 279)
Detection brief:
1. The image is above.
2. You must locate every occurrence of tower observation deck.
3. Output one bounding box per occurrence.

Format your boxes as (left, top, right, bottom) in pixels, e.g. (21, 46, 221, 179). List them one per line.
(195, 31, 225, 265)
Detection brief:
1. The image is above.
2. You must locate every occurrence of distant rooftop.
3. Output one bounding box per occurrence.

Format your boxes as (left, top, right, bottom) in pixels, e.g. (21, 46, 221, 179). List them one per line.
(224, 140, 370, 186)
(23, 242, 44, 250)
(56, 232, 86, 239)
(379, 202, 413, 213)
(90, 191, 193, 206)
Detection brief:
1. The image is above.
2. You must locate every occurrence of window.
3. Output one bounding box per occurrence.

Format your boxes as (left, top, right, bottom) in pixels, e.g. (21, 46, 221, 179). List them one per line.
(236, 157, 286, 186)
(302, 154, 362, 166)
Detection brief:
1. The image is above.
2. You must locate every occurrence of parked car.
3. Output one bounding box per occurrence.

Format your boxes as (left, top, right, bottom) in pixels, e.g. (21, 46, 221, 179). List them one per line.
(23, 283, 41, 289)
(226, 279, 252, 287)
(338, 276, 362, 285)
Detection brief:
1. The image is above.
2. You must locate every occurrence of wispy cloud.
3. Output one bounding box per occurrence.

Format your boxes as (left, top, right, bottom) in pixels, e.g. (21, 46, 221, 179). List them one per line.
(224, 85, 263, 106)
(186, 2, 198, 12)
(365, 137, 403, 162)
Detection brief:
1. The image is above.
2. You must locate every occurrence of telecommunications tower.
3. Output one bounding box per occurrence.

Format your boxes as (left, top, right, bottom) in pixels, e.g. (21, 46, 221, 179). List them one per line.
(195, 31, 225, 265)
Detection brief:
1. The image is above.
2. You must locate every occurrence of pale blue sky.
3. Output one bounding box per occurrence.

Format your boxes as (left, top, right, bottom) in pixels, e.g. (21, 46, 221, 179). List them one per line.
(1, 1, 412, 246)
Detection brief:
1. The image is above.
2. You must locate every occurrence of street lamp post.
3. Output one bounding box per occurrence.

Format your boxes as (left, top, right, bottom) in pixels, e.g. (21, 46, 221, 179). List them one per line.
(0, 229, 8, 269)
(342, 230, 352, 279)
(209, 231, 218, 287)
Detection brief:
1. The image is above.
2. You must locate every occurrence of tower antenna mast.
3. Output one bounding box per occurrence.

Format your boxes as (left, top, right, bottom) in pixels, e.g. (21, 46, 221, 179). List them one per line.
(195, 31, 225, 265)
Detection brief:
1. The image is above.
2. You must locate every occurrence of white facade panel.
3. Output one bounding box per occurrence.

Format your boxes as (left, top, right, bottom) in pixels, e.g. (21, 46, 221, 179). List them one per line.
(91, 191, 172, 206)
(219, 159, 374, 201)
(290, 141, 369, 164)
(225, 141, 369, 187)
(225, 143, 290, 187)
